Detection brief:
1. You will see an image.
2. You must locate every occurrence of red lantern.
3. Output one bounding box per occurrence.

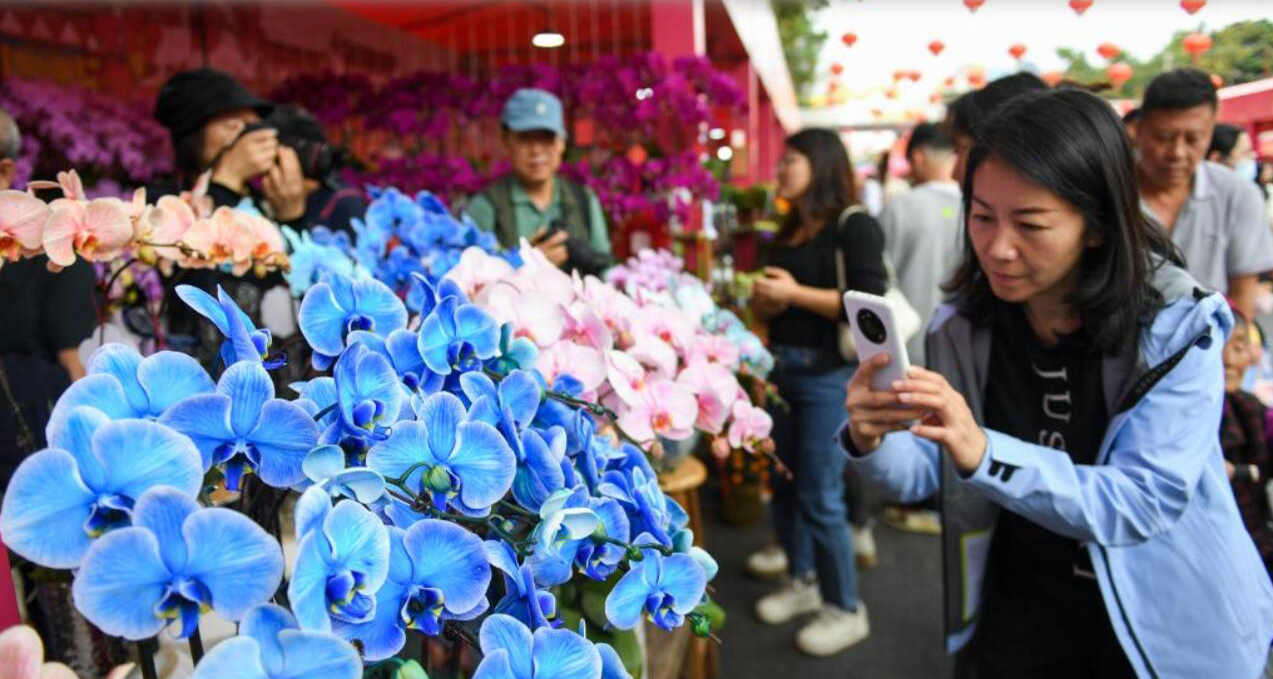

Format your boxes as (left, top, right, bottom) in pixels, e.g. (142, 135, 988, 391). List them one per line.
(907, 70, 922, 82)
(1183, 32, 1212, 58)
(1041, 71, 1064, 87)
(1107, 62, 1133, 87)
(1210, 73, 1224, 89)
(886, 87, 899, 100)
(1008, 43, 1027, 60)
(830, 63, 844, 75)
(1096, 42, 1121, 61)
(1069, 0, 1094, 15)
(944, 76, 956, 88)
(842, 32, 857, 47)
(968, 73, 986, 88)
(928, 40, 945, 56)
(964, 0, 986, 12)
(893, 70, 906, 83)
(930, 92, 943, 104)
(1180, 0, 1205, 15)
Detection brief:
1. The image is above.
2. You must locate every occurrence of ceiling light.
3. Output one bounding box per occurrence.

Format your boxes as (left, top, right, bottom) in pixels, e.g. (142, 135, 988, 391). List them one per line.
(716, 146, 734, 161)
(708, 127, 726, 140)
(532, 31, 564, 49)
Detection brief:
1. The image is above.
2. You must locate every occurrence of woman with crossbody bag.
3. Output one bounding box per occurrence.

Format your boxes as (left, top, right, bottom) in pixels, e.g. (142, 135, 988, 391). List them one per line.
(749, 128, 888, 657)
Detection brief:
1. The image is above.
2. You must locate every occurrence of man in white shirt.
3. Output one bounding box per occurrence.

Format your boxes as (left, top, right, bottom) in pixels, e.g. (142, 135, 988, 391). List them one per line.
(878, 123, 962, 365)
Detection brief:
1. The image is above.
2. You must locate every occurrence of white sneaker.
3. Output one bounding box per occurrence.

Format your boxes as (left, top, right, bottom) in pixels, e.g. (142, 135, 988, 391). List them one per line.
(746, 544, 788, 579)
(755, 577, 822, 625)
(852, 524, 878, 570)
(796, 603, 870, 657)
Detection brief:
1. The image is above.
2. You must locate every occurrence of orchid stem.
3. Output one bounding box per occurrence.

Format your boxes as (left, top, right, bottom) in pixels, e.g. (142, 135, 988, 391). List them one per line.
(311, 403, 337, 422)
(188, 626, 204, 664)
(137, 638, 158, 679)
(497, 499, 537, 518)
(598, 535, 674, 557)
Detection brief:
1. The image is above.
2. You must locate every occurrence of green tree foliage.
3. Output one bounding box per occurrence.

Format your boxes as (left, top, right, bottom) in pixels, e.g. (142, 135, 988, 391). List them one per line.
(774, 0, 830, 104)
(1058, 20, 1273, 98)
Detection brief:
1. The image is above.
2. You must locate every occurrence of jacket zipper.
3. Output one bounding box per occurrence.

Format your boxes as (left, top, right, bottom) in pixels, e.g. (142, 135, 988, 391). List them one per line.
(1094, 326, 1211, 679)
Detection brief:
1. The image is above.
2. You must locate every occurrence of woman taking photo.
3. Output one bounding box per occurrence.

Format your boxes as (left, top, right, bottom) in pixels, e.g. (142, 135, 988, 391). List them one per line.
(750, 128, 887, 657)
(843, 88, 1273, 678)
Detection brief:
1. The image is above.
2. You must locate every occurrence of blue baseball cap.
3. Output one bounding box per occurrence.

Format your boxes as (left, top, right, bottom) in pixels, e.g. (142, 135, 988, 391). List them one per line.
(501, 88, 567, 139)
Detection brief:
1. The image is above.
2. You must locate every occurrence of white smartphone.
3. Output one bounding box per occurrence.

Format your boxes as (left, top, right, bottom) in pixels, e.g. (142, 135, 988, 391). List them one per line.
(842, 290, 912, 392)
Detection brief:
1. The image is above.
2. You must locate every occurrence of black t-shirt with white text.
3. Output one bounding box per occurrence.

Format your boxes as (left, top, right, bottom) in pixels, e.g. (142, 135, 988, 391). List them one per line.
(970, 304, 1134, 678)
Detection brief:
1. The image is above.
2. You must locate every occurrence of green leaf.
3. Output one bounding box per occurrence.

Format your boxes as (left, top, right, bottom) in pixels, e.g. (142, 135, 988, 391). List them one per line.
(395, 660, 429, 679)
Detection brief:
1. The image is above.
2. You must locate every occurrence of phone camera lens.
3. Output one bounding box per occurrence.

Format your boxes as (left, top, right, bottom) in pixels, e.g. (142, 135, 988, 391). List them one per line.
(856, 309, 888, 344)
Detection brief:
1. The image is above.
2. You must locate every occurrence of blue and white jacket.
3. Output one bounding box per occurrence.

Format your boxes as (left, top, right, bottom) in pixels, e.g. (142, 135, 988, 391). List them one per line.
(842, 263, 1273, 678)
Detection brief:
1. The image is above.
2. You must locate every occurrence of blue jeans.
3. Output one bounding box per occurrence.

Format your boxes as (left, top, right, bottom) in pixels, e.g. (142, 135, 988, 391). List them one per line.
(768, 345, 859, 610)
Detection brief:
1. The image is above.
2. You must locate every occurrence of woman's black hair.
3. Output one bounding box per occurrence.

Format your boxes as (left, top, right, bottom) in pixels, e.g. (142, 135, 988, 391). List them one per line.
(943, 88, 1183, 353)
(946, 72, 1048, 140)
(173, 129, 207, 184)
(1207, 123, 1243, 161)
(779, 128, 857, 241)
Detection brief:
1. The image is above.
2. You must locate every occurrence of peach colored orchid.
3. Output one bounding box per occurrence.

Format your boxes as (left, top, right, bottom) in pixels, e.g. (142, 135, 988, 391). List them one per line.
(445, 246, 515, 301)
(180, 206, 255, 275)
(537, 340, 607, 395)
(0, 191, 50, 264)
(485, 282, 566, 348)
(41, 197, 133, 267)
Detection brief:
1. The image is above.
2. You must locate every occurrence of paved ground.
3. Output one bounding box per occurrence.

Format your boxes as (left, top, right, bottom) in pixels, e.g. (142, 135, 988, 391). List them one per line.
(702, 484, 953, 679)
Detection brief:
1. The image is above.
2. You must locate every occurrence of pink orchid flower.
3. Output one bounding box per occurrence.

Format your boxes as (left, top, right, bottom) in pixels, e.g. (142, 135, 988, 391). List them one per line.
(537, 339, 607, 395)
(444, 246, 514, 301)
(563, 300, 615, 351)
(677, 360, 742, 435)
(26, 169, 86, 202)
(41, 196, 133, 267)
(617, 378, 699, 443)
(0, 190, 50, 264)
(510, 241, 576, 305)
(688, 333, 741, 371)
(0, 624, 77, 679)
(628, 331, 678, 380)
(606, 349, 649, 406)
(180, 206, 254, 275)
(727, 400, 774, 453)
(634, 307, 696, 355)
(486, 282, 566, 348)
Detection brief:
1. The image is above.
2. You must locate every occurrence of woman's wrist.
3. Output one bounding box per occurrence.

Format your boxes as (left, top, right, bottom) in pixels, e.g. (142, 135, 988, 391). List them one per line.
(210, 168, 245, 194)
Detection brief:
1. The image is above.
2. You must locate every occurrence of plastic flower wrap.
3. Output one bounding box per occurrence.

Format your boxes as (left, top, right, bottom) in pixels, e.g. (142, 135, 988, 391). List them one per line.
(0, 263, 724, 676)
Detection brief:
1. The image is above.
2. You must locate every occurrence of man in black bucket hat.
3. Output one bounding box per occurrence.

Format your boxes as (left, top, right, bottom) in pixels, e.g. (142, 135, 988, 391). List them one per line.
(154, 68, 305, 222)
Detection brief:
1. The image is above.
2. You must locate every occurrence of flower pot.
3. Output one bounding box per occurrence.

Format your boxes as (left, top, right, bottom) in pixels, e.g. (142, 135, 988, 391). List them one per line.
(720, 482, 766, 527)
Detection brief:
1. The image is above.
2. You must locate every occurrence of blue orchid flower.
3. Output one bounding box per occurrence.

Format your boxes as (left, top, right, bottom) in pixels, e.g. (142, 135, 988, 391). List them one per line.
(525, 487, 599, 586)
(471, 613, 601, 679)
(298, 272, 408, 366)
(298, 445, 386, 504)
(348, 329, 444, 399)
(281, 226, 364, 298)
(289, 488, 390, 632)
(416, 296, 500, 376)
(46, 344, 213, 437)
(508, 427, 567, 513)
(291, 377, 339, 429)
(72, 487, 284, 640)
(409, 273, 468, 320)
(323, 343, 404, 461)
(175, 285, 281, 368)
(604, 538, 707, 631)
(487, 323, 540, 374)
(599, 642, 634, 679)
(161, 361, 318, 491)
(0, 410, 203, 569)
(532, 375, 595, 457)
(336, 520, 490, 660)
(605, 465, 688, 550)
(367, 392, 514, 515)
(365, 187, 424, 236)
(528, 487, 631, 586)
(190, 604, 361, 679)
(486, 540, 558, 630)
(459, 370, 541, 435)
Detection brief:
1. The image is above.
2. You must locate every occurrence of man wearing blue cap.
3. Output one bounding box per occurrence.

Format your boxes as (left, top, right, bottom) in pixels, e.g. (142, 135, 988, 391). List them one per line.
(467, 88, 611, 275)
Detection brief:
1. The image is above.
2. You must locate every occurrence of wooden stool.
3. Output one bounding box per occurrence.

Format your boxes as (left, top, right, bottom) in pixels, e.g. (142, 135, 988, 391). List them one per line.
(655, 456, 717, 679)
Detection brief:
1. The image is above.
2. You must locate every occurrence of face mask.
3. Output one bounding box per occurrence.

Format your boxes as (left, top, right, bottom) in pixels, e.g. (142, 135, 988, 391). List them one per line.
(1235, 158, 1258, 182)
